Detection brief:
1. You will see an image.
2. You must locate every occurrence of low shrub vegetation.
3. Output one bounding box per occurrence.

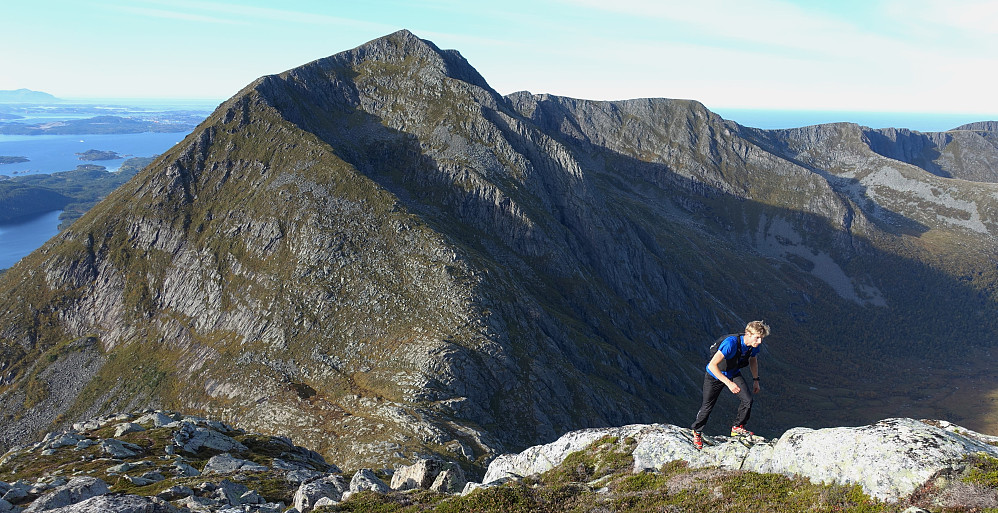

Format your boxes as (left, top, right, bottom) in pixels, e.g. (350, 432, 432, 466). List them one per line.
(324, 437, 898, 513)
(965, 454, 998, 488)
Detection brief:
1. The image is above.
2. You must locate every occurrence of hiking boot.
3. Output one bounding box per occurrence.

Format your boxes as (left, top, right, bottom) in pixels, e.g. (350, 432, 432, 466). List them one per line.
(730, 425, 754, 437)
(693, 431, 704, 450)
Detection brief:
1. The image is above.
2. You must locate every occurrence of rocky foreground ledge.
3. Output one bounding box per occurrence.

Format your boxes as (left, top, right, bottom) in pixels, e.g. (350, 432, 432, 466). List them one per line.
(480, 418, 998, 502)
(0, 412, 995, 512)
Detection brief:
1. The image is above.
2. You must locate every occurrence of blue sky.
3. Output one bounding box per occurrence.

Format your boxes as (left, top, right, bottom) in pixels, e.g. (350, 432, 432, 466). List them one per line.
(3, 0, 997, 118)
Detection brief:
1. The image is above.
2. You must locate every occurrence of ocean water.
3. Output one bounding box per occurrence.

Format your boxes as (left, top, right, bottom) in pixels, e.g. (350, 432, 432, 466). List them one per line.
(63, 97, 222, 110)
(0, 210, 63, 269)
(0, 98, 218, 269)
(0, 131, 187, 175)
(710, 109, 998, 133)
(0, 127, 194, 269)
(0, 130, 185, 269)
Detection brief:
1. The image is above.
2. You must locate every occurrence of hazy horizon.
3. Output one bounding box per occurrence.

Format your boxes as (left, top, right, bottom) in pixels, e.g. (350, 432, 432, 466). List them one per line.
(3, 89, 993, 134)
(4, 1, 998, 116)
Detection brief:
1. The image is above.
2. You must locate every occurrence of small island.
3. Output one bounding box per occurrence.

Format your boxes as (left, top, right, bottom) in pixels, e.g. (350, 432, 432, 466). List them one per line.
(75, 149, 123, 161)
(0, 88, 61, 103)
(0, 114, 198, 135)
(0, 156, 151, 226)
(0, 156, 29, 164)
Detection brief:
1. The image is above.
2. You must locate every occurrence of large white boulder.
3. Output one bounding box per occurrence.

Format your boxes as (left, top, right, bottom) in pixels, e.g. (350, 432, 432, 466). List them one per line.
(391, 458, 466, 492)
(482, 424, 652, 484)
(293, 475, 348, 513)
(750, 418, 998, 501)
(349, 469, 390, 494)
(479, 418, 998, 502)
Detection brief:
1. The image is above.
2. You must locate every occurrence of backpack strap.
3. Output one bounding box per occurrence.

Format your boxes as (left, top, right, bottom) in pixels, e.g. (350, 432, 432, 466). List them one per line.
(715, 334, 743, 372)
(730, 334, 743, 368)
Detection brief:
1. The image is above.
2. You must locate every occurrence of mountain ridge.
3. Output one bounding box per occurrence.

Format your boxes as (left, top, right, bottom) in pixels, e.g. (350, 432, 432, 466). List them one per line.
(0, 30, 997, 472)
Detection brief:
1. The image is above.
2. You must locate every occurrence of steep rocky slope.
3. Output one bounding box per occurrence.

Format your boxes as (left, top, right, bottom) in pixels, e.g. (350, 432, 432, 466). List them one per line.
(0, 30, 996, 470)
(861, 124, 998, 182)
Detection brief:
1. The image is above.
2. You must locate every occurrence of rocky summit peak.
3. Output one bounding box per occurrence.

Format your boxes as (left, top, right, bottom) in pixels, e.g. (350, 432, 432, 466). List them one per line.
(272, 28, 493, 100)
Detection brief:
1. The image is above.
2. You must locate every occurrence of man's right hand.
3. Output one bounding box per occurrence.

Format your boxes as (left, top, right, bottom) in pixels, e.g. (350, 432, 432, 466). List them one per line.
(727, 381, 741, 394)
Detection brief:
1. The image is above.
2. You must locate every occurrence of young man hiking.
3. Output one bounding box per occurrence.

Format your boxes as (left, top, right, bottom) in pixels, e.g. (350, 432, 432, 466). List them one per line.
(691, 320, 770, 449)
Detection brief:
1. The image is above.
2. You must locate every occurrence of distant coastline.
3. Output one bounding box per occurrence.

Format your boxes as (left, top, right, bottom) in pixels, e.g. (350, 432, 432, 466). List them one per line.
(711, 108, 998, 133)
(59, 97, 223, 111)
(7, 91, 992, 134)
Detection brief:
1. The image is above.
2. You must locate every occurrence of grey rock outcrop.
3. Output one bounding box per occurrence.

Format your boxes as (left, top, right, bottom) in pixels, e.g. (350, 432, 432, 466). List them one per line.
(135, 411, 179, 427)
(752, 418, 998, 500)
(311, 496, 336, 509)
(210, 480, 250, 506)
(203, 453, 268, 474)
(429, 468, 466, 494)
(0, 410, 335, 513)
(172, 461, 201, 477)
(173, 423, 248, 455)
(348, 469, 389, 494)
(114, 422, 145, 437)
(480, 418, 998, 502)
(293, 475, 348, 512)
(122, 472, 165, 486)
(22, 477, 109, 513)
(391, 458, 465, 492)
(43, 494, 178, 513)
(156, 485, 194, 501)
(1, 408, 996, 510)
(483, 423, 657, 483)
(100, 439, 143, 459)
(42, 433, 85, 450)
(1, 483, 28, 505)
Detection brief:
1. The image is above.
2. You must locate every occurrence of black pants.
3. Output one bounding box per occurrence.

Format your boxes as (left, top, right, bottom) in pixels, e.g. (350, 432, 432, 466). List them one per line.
(691, 373, 753, 432)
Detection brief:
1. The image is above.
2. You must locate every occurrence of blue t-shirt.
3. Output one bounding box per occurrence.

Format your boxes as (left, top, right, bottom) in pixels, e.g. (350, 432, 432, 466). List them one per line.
(706, 335, 759, 379)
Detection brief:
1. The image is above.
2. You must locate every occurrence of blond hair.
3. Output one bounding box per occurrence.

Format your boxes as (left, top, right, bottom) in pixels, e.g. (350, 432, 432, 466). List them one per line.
(745, 320, 771, 337)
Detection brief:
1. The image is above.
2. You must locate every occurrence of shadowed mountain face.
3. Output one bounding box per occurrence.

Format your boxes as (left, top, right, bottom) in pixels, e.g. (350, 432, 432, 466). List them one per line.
(1, 30, 997, 469)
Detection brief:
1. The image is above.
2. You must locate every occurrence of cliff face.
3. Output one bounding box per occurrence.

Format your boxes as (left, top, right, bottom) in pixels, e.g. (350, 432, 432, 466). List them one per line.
(1, 30, 997, 470)
(744, 119, 998, 183)
(861, 125, 998, 182)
